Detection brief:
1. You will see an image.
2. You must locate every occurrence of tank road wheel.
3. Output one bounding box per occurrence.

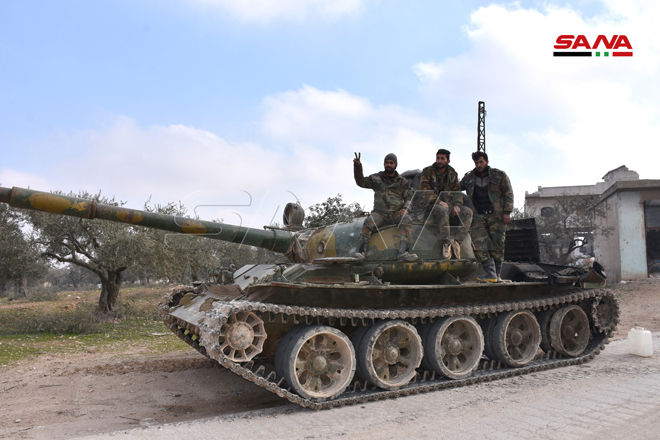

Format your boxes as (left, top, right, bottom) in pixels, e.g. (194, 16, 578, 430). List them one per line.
(358, 320, 423, 390)
(480, 316, 498, 361)
(493, 310, 541, 367)
(549, 305, 590, 357)
(281, 326, 356, 401)
(274, 324, 307, 379)
(416, 322, 434, 371)
(425, 316, 484, 379)
(536, 308, 555, 353)
(351, 325, 372, 381)
(217, 311, 267, 362)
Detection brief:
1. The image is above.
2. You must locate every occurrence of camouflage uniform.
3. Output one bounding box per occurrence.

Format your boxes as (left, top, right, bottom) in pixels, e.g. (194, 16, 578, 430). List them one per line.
(460, 167, 513, 263)
(354, 163, 413, 246)
(417, 163, 473, 245)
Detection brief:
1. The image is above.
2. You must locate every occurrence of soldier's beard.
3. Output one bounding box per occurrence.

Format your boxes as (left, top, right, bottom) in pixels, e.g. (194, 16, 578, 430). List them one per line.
(384, 166, 395, 174)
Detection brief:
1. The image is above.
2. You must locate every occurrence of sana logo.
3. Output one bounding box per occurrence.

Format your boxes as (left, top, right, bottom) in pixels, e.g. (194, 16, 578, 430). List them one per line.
(553, 35, 633, 57)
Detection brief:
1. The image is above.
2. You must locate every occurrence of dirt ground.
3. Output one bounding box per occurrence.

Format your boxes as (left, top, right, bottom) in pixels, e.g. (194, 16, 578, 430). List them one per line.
(1, 278, 658, 440)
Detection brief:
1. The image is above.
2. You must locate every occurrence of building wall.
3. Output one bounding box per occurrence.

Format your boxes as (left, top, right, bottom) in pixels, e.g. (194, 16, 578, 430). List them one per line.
(617, 191, 647, 280)
(594, 196, 621, 282)
(525, 171, 660, 283)
(593, 185, 660, 282)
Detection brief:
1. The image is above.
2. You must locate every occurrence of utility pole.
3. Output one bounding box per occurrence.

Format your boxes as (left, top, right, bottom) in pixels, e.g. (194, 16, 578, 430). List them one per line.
(477, 101, 486, 153)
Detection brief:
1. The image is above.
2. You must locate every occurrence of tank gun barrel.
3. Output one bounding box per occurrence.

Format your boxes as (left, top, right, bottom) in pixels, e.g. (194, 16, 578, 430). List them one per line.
(0, 186, 293, 253)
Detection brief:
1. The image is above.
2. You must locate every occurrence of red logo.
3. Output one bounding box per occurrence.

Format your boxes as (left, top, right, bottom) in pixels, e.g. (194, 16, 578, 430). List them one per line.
(553, 35, 632, 57)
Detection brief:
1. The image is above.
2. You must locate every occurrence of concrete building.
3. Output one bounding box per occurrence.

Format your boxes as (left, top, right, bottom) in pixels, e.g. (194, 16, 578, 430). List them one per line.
(525, 166, 639, 215)
(525, 166, 660, 283)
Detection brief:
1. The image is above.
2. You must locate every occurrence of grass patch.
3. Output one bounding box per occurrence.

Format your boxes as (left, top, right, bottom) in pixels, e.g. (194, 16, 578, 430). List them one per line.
(0, 301, 100, 335)
(0, 286, 191, 366)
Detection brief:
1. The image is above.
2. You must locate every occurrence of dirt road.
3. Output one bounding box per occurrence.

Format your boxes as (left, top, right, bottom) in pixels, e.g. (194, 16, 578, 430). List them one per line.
(80, 333, 660, 440)
(1, 278, 658, 439)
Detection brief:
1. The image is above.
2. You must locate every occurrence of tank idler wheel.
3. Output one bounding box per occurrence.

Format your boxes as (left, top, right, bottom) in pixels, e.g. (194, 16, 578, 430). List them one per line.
(549, 305, 590, 357)
(480, 316, 498, 361)
(536, 308, 555, 353)
(425, 316, 484, 379)
(358, 320, 423, 390)
(493, 310, 541, 367)
(281, 325, 356, 401)
(217, 310, 267, 362)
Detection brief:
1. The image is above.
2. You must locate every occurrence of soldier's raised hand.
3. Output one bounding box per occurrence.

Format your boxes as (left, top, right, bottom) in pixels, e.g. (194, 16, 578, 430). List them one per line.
(353, 152, 361, 165)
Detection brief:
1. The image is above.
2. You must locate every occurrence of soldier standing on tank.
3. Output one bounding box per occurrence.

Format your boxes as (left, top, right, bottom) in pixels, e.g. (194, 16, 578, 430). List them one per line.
(353, 152, 418, 262)
(418, 148, 473, 260)
(461, 151, 513, 282)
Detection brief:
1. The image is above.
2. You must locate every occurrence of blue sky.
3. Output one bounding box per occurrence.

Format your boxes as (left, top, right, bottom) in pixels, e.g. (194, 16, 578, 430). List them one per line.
(1, 0, 657, 227)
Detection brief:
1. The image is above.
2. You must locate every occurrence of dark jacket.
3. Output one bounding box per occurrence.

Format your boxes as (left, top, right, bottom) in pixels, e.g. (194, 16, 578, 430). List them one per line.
(460, 167, 513, 219)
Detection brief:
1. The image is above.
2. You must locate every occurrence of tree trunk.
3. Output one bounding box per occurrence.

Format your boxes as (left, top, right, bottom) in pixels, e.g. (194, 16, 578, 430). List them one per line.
(98, 270, 124, 314)
(70, 271, 79, 289)
(15, 277, 28, 297)
(140, 267, 147, 285)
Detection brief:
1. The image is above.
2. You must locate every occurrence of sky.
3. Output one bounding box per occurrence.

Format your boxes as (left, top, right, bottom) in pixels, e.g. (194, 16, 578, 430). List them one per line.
(1, 0, 658, 228)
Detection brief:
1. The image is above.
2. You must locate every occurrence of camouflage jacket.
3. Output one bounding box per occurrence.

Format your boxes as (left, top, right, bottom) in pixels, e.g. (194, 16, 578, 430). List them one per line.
(460, 167, 513, 219)
(354, 163, 413, 215)
(417, 163, 463, 209)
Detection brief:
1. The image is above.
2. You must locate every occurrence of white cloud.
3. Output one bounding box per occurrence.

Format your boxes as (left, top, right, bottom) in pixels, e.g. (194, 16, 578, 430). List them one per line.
(262, 85, 374, 143)
(2, 117, 305, 228)
(259, 85, 457, 209)
(0, 169, 51, 192)
(2, 84, 457, 227)
(188, 0, 368, 22)
(412, 1, 660, 202)
(413, 62, 443, 82)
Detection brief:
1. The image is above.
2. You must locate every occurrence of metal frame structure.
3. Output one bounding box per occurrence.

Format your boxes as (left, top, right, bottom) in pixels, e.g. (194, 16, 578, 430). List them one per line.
(477, 101, 486, 153)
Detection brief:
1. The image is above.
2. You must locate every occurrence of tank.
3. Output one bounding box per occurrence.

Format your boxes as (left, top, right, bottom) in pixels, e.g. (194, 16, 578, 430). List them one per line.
(0, 185, 619, 409)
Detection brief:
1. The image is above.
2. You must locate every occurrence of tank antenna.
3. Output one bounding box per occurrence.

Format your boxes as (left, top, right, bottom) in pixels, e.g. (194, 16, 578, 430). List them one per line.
(477, 101, 486, 153)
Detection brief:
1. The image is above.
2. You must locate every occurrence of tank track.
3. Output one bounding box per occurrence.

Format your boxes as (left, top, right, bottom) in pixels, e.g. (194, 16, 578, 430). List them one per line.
(160, 286, 618, 410)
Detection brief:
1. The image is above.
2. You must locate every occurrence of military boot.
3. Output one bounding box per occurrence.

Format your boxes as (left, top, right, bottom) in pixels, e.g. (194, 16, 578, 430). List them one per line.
(451, 240, 461, 259)
(476, 258, 498, 283)
(442, 240, 452, 260)
(494, 260, 508, 283)
(397, 241, 418, 262)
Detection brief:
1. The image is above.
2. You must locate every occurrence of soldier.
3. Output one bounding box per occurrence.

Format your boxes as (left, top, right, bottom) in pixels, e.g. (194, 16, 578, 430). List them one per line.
(418, 148, 473, 260)
(461, 151, 513, 282)
(353, 152, 418, 262)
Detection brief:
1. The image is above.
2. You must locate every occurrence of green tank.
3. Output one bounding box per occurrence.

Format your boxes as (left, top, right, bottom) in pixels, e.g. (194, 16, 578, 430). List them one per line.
(0, 185, 619, 409)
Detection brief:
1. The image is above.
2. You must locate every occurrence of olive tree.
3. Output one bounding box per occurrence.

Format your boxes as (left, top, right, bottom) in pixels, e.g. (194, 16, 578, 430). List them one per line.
(304, 194, 363, 228)
(27, 191, 148, 315)
(0, 205, 48, 296)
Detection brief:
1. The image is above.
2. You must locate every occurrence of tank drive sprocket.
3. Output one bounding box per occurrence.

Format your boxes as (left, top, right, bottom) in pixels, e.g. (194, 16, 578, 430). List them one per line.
(591, 294, 620, 335)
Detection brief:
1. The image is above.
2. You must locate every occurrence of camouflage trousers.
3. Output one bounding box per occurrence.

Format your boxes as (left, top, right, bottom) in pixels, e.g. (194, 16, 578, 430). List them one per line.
(429, 204, 473, 245)
(470, 213, 506, 263)
(359, 210, 413, 245)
